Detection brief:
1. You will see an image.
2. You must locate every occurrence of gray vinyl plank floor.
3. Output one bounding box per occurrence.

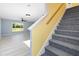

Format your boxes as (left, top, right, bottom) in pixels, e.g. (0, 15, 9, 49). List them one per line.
(0, 32, 30, 56)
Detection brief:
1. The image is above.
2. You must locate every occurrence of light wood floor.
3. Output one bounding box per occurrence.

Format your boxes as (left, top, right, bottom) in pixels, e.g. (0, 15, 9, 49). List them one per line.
(0, 32, 30, 56)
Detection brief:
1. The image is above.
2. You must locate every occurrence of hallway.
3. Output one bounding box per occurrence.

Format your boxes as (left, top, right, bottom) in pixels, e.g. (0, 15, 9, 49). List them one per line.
(0, 32, 30, 56)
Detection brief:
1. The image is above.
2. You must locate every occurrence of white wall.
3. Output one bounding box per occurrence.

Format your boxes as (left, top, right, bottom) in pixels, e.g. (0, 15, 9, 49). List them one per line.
(1, 19, 33, 36)
(0, 18, 1, 40)
(66, 3, 72, 8)
(0, 3, 47, 22)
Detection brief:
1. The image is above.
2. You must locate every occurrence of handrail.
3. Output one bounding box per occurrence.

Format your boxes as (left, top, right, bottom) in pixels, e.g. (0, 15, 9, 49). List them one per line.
(46, 4, 65, 24)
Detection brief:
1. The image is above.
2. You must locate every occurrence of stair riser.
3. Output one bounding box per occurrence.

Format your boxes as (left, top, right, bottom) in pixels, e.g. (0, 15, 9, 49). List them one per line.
(49, 40, 79, 56)
(59, 21, 79, 25)
(66, 10, 79, 15)
(62, 17, 79, 21)
(55, 31, 79, 38)
(63, 14, 79, 19)
(41, 52, 49, 56)
(59, 23, 79, 26)
(45, 48, 57, 56)
(57, 26, 79, 31)
(52, 35, 79, 45)
(57, 24, 79, 28)
(64, 12, 79, 18)
(57, 27, 79, 29)
(59, 23, 79, 27)
(57, 29, 79, 31)
(61, 19, 79, 22)
(65, 11, 79, 15)
(66, 6, 79, 14)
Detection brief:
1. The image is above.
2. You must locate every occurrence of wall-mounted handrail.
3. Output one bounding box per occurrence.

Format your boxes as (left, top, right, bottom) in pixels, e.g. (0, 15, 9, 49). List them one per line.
(46, 4, 64, 24)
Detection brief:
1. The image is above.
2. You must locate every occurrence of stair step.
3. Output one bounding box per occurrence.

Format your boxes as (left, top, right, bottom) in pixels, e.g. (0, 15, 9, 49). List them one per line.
(63, 13, 79, 19)
(52, 34, 79, 45)
(55, 29, 79, 32)
(58, 25, 79, 27)
(54, 34, 79, 41)
(56, 29, 79, 32)
(66, 6, 79, 14)
(45, 46, 57, 56)
(63, 12, 79, 19)
(49, 39, 79, 55)
(59, 20, 79, 25)
(61, 18, 79, 22)
(62, 16, 79, 21)
(59, 23, 79, 26)
(57, 25, 79, 31)
(41, 52, 50, 56)
(61, 19, 79, 22)
(55, 30, 79, 38)
(65, 10, 79, 16)
(45, 45, 72, 56)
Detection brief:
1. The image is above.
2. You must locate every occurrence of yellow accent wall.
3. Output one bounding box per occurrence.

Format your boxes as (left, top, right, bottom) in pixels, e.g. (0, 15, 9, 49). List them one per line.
(31, 3, 66, 56)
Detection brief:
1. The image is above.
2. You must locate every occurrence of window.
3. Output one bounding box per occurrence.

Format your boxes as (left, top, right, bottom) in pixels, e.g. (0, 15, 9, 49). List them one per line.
(12, 22, 24, 32)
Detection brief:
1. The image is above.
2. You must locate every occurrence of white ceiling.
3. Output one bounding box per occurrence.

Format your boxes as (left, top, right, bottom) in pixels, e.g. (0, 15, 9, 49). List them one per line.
(0, 3, 47, 22)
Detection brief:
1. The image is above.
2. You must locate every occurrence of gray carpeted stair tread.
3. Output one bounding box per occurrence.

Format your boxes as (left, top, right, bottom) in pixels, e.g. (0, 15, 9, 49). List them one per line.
(52, 34, 79, 45)
(57, 25, 79, 31)
(45, 47, 57, 56)
(49, 39, 79, 55)
(57, 28, 79, 31)
(50, 39, 79, 51)
(61, 18, 79, 22)
(58, 24, 79, 27)
(56, 29, 79, 32)
(60, 23, 79, 25)
(55, 29, 79, 32)
(62, 16, 79, 21)
(41, 52, 49, 56)
(45, 45, 72, 56)
(63, 12, 79, 18)
(58, 25, 79, 28)
(54, 34, 79, 41)
(55, 30, 79, 37)
(62, 6, 79, 19)
(64, 11, 79, 16)
(65, 6, 79, 14)
(59, 20, 79, 25)
(61, 19, 79, 22)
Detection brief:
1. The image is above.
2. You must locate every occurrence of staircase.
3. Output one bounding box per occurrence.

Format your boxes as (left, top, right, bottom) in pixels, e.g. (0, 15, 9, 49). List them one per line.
(41, 6, 79, 56)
